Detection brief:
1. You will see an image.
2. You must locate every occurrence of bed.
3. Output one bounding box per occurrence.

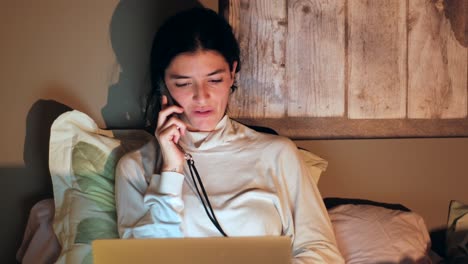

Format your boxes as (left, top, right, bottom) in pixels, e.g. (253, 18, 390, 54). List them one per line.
(16, 0, 468, 262)
(16, 110, 468, 263)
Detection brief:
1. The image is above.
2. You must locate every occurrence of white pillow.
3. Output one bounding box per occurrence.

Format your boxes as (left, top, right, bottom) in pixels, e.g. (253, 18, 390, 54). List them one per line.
(297, 148, 327, 184)
(49, 110, 153, 264)
(328, 204, 432, 264)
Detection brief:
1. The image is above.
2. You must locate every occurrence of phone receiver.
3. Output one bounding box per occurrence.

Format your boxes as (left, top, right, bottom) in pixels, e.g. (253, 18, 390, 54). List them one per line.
(161, 82, 176, 106)
(165, 92, 176, 107)
(160, 81, 180, 119)
(159, 81, 198, 134)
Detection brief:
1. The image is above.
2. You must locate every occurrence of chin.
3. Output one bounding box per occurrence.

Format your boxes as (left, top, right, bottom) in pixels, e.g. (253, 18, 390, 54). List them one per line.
(194, 124, 216, 132)
(190, 119, 218, 132)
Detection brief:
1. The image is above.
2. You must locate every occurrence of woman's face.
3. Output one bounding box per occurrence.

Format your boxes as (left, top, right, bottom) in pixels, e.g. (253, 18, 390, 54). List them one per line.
(164, 50, 237, 132)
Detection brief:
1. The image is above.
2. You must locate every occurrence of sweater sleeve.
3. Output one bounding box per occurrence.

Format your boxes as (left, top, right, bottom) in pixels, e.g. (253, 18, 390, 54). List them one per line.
(115, 152, 185, 238)
(275, 139, 344, 264)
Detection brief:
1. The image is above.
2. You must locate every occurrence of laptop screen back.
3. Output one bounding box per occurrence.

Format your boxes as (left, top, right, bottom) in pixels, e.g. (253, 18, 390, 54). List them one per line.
(92, 236, 291, 264)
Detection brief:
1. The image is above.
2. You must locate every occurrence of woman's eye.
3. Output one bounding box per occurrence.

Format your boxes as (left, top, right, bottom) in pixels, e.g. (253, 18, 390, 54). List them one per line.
(175, 83, 191, 87)
(209, 79, 222, 84)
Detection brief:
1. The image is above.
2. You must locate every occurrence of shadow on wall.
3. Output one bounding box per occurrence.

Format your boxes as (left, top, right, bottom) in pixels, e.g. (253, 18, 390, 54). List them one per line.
(0, 100, 71, 263)
(101, 0, 202, 129)
(23, 100, 72, 199)
(8, 2, 203, 263)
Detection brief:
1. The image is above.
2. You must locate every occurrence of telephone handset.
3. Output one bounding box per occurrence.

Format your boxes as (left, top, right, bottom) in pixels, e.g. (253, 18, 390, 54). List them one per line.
(160, 81, 227, 236)
(160, 82, 185, 152)
(160, 81, 177, 109)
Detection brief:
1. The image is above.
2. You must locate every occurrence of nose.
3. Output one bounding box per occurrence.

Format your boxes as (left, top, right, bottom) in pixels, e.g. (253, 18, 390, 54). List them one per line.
(192, 82, 210, 102)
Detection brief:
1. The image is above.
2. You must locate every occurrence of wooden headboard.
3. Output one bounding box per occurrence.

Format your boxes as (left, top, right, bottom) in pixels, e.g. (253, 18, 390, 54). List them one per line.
(220, 0, 468, 139)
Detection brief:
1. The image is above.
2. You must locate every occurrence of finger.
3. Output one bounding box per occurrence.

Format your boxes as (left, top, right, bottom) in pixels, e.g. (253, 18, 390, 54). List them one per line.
(158, 95, 180, 127)
(172, 129, 181, 144)
(165, 116, 187, 136)
(157, 115, 187, 136)
(157, 105, 184, 128)
(158, 124, 182, 145)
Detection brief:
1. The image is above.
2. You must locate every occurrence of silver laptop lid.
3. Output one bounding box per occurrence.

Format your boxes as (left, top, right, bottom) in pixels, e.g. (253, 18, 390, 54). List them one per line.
(93, 236, 292, 264)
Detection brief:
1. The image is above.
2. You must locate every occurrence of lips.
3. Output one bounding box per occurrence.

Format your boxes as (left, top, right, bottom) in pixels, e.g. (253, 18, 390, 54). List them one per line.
(193, 108, 213, 117)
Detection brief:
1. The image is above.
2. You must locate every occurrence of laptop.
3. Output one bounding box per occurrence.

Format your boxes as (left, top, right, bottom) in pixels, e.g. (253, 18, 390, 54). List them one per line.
(92, 236, 292, 264)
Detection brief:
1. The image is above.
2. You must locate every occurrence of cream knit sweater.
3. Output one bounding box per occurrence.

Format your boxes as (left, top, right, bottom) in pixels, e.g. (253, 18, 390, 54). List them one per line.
(115, 115, 344, 263)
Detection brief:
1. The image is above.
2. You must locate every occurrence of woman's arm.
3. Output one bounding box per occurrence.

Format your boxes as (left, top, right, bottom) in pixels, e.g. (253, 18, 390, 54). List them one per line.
(276, 139, 344, 264)
(115, 151, 185, 238)
(115, 94, 190, 238)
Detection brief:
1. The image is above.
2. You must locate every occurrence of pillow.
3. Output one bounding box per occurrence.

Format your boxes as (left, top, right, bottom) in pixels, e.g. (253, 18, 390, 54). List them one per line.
(49, 110, 154, 264)
(246, 124, 327, 184)
(16, 199, 61, 263)
(297, 148, 327, 184)
(328, 204, 432, 264)
(48, 111, 326, 263)
(324, 197, 410, 212)
(446, 200, 468, 263)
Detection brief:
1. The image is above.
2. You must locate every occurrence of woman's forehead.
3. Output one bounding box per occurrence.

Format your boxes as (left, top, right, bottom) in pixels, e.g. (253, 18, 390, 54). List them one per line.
(165, 50, 230, 76)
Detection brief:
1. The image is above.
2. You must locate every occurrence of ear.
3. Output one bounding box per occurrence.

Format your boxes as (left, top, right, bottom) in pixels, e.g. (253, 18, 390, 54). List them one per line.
(230, 61, 238, 79)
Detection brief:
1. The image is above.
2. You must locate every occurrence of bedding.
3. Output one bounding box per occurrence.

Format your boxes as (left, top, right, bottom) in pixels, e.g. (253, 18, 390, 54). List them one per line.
(328, 203, 432, 264)
(446, 200, 468, 263)
(20, 197, 440, 264)
(18, 110, 443, 263)
(45, 110, 327, 263)
(16, 199, 60, 264)
(324, 197, 411, 212)
(48, 111, 154, 264)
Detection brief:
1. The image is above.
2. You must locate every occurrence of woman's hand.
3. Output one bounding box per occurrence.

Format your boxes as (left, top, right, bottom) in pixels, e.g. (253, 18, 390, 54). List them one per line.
(155, 95, 187, 173)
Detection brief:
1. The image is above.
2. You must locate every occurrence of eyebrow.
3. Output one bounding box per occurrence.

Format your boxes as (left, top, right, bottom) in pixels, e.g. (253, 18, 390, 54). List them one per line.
(169, 74, 190, 79)
(168, 69, 227, 79)
(206, 69, 226, 76)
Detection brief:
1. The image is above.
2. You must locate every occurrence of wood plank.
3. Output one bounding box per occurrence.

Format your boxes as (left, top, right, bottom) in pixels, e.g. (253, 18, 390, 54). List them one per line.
(408, 0, 467, 118)
(234, 117, 468, 139)
(226, 0, 287, 118)
(348, 0, 407, 119)
(286, 0, 346, 117)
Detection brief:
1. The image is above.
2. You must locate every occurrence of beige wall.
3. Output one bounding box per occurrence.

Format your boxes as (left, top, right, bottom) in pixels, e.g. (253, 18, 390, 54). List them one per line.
(0, 0, 466, 262)
(295, 138, 468, 230)
(0, 1, 217, 262)
(1, 0, 217, 166)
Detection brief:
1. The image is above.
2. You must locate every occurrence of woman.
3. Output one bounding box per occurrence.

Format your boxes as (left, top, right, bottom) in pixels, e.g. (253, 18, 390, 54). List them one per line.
(115, 7, 344, 263)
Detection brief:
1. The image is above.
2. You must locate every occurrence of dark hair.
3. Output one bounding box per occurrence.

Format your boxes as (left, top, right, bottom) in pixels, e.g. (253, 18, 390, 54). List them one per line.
(145, 7, 240, 131)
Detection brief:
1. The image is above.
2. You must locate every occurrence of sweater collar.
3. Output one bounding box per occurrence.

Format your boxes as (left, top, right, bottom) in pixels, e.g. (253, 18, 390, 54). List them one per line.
(179, 115, 236, 151)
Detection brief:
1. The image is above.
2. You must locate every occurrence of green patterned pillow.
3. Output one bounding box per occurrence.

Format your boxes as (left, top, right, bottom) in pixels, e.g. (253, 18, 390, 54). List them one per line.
(49, 110, 154, 264)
